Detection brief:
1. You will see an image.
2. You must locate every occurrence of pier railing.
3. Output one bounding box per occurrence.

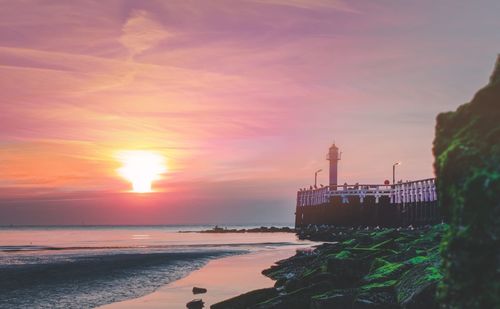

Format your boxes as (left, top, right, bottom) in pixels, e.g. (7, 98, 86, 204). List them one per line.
(296, 178, 437, 207)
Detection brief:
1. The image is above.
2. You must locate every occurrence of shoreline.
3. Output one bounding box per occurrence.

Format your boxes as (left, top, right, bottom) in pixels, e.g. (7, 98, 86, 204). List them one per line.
(99, 245, 311, 309)
(0, 228, 302, 308)
(98, 226, 446, 309)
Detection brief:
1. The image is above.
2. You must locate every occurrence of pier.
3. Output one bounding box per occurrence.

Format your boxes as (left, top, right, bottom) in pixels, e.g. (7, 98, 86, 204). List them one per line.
(297, 178, 437, 206)
(295, 144, 441, 228)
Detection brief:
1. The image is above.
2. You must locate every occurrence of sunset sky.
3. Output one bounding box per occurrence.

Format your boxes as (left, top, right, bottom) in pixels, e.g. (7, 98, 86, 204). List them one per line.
(0, 0, 499, 225)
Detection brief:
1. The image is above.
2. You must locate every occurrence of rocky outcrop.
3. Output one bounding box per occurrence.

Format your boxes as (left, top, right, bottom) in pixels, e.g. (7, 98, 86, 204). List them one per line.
(211, 226, 446, 309)
(433, 56, 500, 308)
(211, 56, 499, 309)
(197, 226, 295, 233)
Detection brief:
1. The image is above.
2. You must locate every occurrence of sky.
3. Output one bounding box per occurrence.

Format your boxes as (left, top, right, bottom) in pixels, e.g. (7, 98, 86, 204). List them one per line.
(0, 0, 499, 225)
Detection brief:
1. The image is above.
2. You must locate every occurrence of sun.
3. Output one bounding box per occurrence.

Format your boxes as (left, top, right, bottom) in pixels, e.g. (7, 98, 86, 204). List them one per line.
(117, 151, 167, 193)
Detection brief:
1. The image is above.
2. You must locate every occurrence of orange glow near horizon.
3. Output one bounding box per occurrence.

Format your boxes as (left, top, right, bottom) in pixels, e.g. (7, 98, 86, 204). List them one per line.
(117, 151, 167, 193)
(2, 0, 494, 225)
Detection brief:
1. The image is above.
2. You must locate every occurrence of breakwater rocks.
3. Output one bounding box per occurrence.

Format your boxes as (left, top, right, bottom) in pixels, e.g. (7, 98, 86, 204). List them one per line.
(211, 225, 447, 309)
(433, 56, 500, 308)
(197, 226, 295, 233)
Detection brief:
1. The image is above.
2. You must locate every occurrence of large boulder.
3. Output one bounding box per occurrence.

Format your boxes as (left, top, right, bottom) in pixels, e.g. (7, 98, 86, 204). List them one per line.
(433, 55, 500, 308)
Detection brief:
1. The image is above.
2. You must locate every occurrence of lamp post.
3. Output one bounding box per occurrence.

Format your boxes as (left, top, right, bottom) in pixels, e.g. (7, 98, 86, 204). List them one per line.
(393, 162, 401, 184)
(314, 169, 322, 188)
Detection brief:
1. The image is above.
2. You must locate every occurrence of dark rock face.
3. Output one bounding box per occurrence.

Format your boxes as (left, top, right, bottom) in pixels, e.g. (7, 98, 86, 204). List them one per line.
(433, 56, 500, 308)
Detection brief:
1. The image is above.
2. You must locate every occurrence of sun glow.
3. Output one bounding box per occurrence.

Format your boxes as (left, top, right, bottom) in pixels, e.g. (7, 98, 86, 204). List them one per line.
(117, 151, 167, 193)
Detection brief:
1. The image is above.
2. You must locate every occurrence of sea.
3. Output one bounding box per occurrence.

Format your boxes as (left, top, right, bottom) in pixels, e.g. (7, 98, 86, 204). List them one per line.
(0, 225, 303, 309)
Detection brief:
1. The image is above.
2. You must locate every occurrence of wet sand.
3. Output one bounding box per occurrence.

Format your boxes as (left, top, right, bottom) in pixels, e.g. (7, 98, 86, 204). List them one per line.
(99, 246, 304, 308)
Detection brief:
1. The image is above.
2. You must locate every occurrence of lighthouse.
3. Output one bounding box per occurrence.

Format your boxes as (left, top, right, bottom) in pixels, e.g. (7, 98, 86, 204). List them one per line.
(327, 143, 341, 187)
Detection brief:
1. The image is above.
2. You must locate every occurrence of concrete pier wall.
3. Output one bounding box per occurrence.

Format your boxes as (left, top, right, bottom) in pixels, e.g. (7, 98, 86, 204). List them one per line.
(295, 178, 440, 227)
(295, 195, 440, 228)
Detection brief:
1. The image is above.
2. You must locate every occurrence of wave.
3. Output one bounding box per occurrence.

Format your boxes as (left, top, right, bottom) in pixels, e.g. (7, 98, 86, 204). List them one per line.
(0, 245, 54, 252)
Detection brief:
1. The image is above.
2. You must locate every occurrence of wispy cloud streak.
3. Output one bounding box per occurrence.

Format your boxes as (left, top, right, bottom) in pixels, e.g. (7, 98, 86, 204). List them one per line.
(0, 0, 499, 223)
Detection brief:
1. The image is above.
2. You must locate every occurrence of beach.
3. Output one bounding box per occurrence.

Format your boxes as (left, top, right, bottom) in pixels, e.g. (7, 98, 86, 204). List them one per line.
(100, 246, 305, 309)
(0, 226, 308, 308)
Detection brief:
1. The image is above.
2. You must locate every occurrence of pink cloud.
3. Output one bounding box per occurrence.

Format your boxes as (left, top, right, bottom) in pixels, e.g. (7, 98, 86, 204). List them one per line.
(0, 0, 498, 223)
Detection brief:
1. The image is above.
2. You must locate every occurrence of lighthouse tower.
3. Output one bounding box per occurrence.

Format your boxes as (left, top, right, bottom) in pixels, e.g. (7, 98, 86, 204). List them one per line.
(327, 143, 341, 187)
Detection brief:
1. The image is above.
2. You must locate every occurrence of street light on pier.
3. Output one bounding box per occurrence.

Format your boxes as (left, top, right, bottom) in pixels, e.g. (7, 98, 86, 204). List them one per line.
(393, 162, 401, 184)
(314, 169, 322, 188)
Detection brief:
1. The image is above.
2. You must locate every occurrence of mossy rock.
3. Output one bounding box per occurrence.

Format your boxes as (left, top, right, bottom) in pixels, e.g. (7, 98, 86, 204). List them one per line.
(342, 238, 358, 246)
(254, 281, 332, 309)
(211, 287, 278, 309)
(357, 234, 375, 246)
(383, 247, 418, 264)
(262, 254, 316, 282)
(370, 229, 400, 242)
(364, 259, 409, 283)
(285, 271, 331, 293)
(354, 280, 398, 308)
(327, 250, 352, 260)
(434, 56, 500, 308)
(396, 264, 442, 309)
(310, 289, 356, 309)
(326, 257, 372, 287)
(369, 238, 399, 251)
(360, 280, 398, 292)
(405, 255, 429, 266)
(262, 267, 288, 281)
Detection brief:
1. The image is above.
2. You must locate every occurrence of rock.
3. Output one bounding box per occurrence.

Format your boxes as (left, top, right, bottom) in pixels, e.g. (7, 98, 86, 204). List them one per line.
(358, 234, 373, 246)
(187, 299, 204, 309)
(210, 288, 278, 309)
(370, 229, 399, 242)
(193, 287, 207, 294)
(254, 281, 333, 309)
(434, 55, 500, 308)
(353, 297, 398, 309)
(353, 280, 399, 308)
(213, 226, 446, 309)
(262, 253, 315, 283)
(310, 289, 356, 309)
(396, 263, 441, 309)
(326, 257, 371, 287)
(199, 226, 295, 233)
(363, 259, 409, 284)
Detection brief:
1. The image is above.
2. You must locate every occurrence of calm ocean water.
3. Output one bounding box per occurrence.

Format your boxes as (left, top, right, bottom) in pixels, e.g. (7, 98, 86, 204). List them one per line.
(0, 225, 300, 309)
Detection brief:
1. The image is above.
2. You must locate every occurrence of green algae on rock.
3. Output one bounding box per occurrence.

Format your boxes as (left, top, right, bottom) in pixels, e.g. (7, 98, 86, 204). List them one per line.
(211, 288, 279, 309)
(211, 56, 500, 309)
(211, 226, 445, 309)
(434, 55, 500, 308)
